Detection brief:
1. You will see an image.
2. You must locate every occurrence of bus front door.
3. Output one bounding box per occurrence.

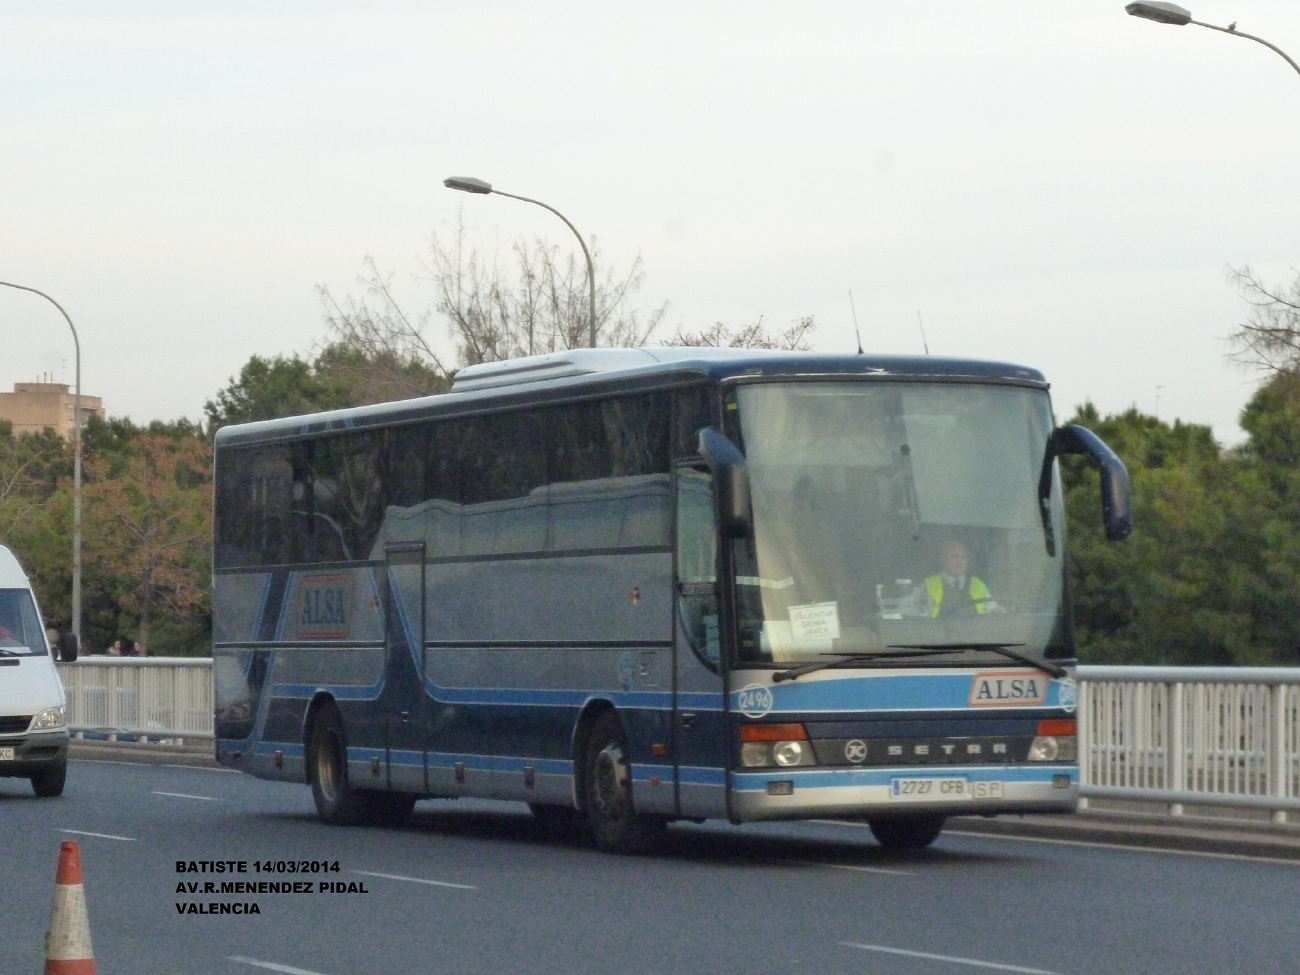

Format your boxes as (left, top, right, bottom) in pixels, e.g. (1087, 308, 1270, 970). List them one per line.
(383, 542, 427, 794)
(673, 467, 729, 819)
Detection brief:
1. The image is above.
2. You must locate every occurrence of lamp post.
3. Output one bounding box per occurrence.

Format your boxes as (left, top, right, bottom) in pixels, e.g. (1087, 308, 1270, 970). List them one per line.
(443, 177, 598, 348)
(0, 281, 82, 643)
(1125, 3, 1300, 79)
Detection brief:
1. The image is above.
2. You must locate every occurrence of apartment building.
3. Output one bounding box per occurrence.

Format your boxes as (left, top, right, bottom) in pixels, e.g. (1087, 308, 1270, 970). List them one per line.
(0, 382, 106, 439)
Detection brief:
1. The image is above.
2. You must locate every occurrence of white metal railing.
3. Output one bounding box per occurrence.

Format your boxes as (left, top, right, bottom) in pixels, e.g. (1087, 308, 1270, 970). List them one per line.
(1077, 666, 1300, 823)
(53, 659, 1300, 821)
(56, 657, 214, 742)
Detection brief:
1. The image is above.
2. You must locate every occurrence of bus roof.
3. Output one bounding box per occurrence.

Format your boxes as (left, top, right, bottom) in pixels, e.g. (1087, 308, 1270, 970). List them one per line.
(214, 347, 1048, 448)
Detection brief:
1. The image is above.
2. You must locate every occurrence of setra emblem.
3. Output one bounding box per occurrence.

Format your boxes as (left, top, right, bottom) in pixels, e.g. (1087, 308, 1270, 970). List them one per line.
(844, 739, 868, 764)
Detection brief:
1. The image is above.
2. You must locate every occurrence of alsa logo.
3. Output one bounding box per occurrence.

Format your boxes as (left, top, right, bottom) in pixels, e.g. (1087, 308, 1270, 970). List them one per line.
(295, 575, 353, 640)
(968, 671, 1048, 707)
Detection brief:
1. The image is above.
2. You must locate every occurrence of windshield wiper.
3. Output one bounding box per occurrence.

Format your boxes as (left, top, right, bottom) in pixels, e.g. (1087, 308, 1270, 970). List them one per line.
(771, 647, 968, 683)
(887, 642, 1067, 679)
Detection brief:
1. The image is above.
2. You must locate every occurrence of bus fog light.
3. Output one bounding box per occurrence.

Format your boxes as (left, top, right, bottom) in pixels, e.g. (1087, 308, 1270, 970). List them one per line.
(1028, 736, 1059, 761)
(741, 742, 772, 767)
(772, 741, 804, 766)
(1056, 736, 1076, 761)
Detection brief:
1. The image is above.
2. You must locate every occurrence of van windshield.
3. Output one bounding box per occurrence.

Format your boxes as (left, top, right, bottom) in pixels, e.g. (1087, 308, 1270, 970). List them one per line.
(0, 589, 49, 656)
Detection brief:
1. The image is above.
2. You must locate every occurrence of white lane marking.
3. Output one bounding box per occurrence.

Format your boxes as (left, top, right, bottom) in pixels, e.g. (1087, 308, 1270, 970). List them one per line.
(152, 790, 218, 801)
(944, 829, 1300, 867)
(793, 859, 912, 876)
(840, 942, 1061, 974)
(228, 957, 330, 975)
(352, 869, 476, 890)
(53, 828, 138, 842)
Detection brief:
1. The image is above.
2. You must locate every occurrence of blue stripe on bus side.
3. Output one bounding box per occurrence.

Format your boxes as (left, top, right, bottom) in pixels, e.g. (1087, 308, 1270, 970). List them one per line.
(677, 765, 727, 786)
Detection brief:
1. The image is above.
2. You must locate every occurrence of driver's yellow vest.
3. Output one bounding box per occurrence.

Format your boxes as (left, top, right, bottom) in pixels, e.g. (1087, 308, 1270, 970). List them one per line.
(925, 574, 992, 617)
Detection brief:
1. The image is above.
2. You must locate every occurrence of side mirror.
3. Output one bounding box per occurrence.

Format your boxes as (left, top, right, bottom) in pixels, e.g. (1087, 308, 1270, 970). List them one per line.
(59, 632, 79, 663)
(697, 428, 752, 539)
(1054, 424, 1133, 541)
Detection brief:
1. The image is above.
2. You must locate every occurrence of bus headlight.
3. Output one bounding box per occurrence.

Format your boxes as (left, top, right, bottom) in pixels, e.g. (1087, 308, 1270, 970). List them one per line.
(772, 741, 805, 766)
(32, 706, 66, 731)
(741, 742, 772, 767)
(738, 724, 817, 768)
(1028, 736, 1076, 762)
(1029, 719, 1077, 762)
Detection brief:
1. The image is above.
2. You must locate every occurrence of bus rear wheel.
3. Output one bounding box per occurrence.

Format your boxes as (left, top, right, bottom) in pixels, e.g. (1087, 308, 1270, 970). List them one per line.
(867, 814, 946, 851)
(583, 712, 663, 855)
(308, 707, 371, 826)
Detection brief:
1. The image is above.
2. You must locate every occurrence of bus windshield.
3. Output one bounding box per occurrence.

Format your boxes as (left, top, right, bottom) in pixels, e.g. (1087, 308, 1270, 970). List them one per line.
(732, 381, 1069, 666)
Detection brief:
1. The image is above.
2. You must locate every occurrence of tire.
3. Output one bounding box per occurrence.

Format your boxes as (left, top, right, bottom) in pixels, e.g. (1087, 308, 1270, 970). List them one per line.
(867, 814, 946, 851)
(308, 707, 371, 825)
(31, 760, 67, 798)
(583, 712, 663, 855)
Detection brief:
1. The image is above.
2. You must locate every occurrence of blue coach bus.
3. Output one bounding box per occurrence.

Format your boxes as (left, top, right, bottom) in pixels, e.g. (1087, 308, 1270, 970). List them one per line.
(212, 348, 1130, 853)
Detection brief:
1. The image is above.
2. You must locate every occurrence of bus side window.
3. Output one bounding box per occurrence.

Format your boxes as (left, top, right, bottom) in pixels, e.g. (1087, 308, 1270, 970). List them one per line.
(676, 468, 720, 666)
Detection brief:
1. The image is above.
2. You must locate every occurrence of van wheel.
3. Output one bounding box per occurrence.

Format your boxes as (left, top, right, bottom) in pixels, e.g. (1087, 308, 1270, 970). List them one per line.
(584, 712, 663, 854)
(867, 814, 946, 851)
(31, 760, 67, 797)
(308, 707, 370, 825)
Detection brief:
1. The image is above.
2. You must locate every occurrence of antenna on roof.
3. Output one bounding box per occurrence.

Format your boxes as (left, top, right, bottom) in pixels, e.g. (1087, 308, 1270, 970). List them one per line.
(848, 290, 864, 355)
(916, 310, 930, 356)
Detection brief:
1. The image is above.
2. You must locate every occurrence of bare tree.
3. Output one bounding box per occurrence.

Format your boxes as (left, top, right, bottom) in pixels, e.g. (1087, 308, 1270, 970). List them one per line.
(317, 257, 452, 399)
(423, 213, 669, 364)
(320, 213, 669, 383)
(1227, 265, 1300, 374)
(668, 315, 817, 351)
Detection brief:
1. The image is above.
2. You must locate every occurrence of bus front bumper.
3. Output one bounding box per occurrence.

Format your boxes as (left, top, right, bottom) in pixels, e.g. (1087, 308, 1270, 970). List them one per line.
(730, 764, 1077, 822)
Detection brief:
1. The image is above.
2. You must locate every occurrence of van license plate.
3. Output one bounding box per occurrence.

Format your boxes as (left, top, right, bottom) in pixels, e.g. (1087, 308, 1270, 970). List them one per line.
(0, 747, 14, 761)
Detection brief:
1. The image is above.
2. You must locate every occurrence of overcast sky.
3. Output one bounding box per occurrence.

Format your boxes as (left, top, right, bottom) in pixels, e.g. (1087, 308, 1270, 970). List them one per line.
(1, 1, 1297, 443)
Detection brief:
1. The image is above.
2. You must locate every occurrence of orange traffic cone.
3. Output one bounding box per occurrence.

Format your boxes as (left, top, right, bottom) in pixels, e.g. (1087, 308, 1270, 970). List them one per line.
(44, 840, 95, 975)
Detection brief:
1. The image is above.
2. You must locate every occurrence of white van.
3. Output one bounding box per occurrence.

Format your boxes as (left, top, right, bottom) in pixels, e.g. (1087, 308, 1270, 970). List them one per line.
(0, 544, 71, 796)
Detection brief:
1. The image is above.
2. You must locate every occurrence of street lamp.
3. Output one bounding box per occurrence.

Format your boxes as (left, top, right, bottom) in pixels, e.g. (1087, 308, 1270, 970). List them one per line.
(1125, 3, 1300, 79)
(0, 281, 83, 645)
(443, 177, 598, 348)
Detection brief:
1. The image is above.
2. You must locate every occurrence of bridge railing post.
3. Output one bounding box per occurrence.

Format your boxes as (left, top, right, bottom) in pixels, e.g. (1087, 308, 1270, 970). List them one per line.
(1167, 680, 1184, 817)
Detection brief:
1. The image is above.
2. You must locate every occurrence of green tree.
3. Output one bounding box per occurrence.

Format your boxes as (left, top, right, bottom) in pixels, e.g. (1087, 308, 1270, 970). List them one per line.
(1063, 402, 1293, 666)
(204, 354, 354, 431)
(83, 432, 211, 655)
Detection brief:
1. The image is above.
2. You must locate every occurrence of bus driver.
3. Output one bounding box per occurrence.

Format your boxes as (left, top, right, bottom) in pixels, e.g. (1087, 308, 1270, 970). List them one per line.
(926, 540, 999, 617)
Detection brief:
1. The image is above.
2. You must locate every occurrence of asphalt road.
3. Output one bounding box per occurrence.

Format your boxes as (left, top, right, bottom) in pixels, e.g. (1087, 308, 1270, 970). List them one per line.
(2, 759, 1297, 975)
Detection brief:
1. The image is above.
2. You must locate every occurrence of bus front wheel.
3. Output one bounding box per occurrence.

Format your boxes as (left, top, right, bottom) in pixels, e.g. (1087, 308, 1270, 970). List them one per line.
(867, 814, 946, 851)
(583, 712, 663, 854)
(308, 707, 371, 826)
